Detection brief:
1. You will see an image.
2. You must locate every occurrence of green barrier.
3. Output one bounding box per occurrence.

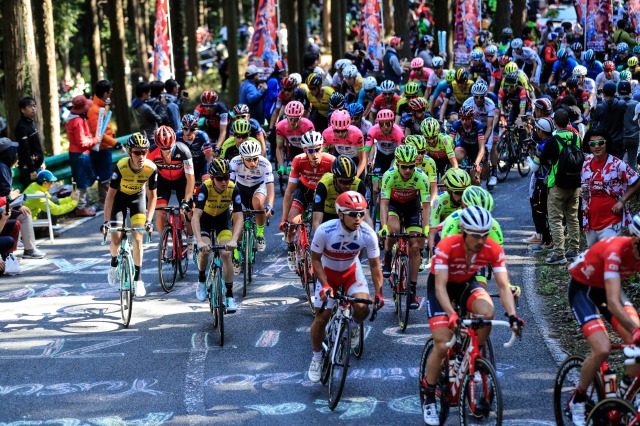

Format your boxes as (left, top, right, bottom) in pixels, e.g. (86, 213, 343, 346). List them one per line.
(12, 134, 133, 191)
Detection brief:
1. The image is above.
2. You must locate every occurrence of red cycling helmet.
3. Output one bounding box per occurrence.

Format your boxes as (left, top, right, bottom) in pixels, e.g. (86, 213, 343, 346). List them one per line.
(376, 109, 395, 122)
(282, 77, 297, 90)
(200, 91, 218, 105)
(284, 101, 304, 118)
(155, 125, 176, 149)
(604, 60, 615, 71)
(335, 190, 368, 213)
(330, 110, 351, 131)
(498, 55, 512, 66)
(459, 104, 475, 119)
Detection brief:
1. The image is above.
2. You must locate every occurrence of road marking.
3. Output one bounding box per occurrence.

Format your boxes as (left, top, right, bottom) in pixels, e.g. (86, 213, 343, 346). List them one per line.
(255, 330, 280, 347)
(246, 403, 306, 415)
(0, 412, 174, 425)
(184, 332, 209, 424)
(50, 258, 102, 273)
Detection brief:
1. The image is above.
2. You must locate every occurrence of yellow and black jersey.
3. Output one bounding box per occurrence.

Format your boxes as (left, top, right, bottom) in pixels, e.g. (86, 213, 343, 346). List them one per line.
(110, 157, 158, 195)
(195, 179, 235, 217)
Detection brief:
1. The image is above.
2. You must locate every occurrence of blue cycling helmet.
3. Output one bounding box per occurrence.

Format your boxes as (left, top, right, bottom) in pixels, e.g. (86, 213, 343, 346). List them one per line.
(346, 103, 365, 118)
(634, 45, 640, 55)
(36, 170, 58, 184)
(618, 42, 630, 54)
(583, 49, 595, 63)
(557, 48, 569, 60)
(470, 49, 484, 61)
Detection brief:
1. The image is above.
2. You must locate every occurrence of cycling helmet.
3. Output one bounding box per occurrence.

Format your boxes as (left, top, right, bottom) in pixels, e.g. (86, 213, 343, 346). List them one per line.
(621, 69, 632, 81)
(462, 186, 494, 211)
(445, 70, 456, 83)
(281, 76, 297, 90)
(432, 56, 445, 68)
(498, 55, 512, 66)
(306, 73, 323, 87)
(571, 41, 582, 51)
(535, 117, 555, 133)
(332, 155, 357, 178)
(381, 80, 396, 93)
(604, 60, 615, 71)
(330, 110, 351, 130)
(208, 158, 230, 176)
(343, 65, 358, 78)
(584, 49, 595, 62)
(155, 125, 176, 149)
(510, 38, 524, 49)
(557, 48, 569, 60)
(470, 49, 484, 61)
(200, 91, 218, 105)
(471, 81, 488, 96)
(504, 72, 519, 86)
(288, 73, 302, 86)
(501, 27, 513, 38)
(239, 140, 262, 157)
(485, 45, 498, 56)
(534, 98, 553, 114)
(233, 103, 250, 116)
(404, 81, 420, 96)
(181, 114, 198, 128)
(505, 61, 519, 74)
(394, 144, 418, 164)
(126, 132, 150, 150)
(443, 168, 471, 191)
(566, 76, 579, 89)
(335, 190, 368, 213)
(335, 58, 351, 70)
(409, 97, 428, 111)
(232, 119, 251, 135)
(634, 46, 640, 55)
(404, 134, 428, 151)
(459, 104, 475, 118)
(547, 85, 560, 98)
(617, 42, 630, 53)
(629, 213, 640, 237)
(329, 92, 346, 110)
(455, 68, 470, 82)
(346, 102, 365, 118)
(573, 65, 587, 77)
(284, 100, 304, 118)
(363, 76, 378, 91)
(411, 57, 424, 69)
(36, 170, 58, 184)
(420, 117, 440, 138)
(300, 130, 324, 148)
(376, 109, 395, 122)
(460, 205, 493, 234)
(629, 56, 639, 67)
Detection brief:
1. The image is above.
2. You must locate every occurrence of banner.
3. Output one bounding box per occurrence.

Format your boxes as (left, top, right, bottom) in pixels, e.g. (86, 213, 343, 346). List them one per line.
(574, 0, 586, 25)
(630, 0, 640, 33)
(453, 0, 481, 65)
(585, 0, 611, 52)
(153, 0, 173, 81)
(361, 0, 384, 65)
(248, 0, 280, 77)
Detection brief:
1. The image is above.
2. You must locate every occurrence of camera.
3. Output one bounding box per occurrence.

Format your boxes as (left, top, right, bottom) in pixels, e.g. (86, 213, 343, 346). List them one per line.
(181, 90, 189, 98)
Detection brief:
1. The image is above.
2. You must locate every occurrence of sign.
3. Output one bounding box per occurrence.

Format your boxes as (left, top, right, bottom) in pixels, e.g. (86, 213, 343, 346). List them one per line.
(361, 0, 384, 63)
(248, 0, 280, 75)
(585, 0, 611, 52)
(454, 0, 481, 65)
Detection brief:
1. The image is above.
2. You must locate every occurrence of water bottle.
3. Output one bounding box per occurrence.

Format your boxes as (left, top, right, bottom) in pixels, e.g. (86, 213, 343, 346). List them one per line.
(448, 357, 456, 382)
(619, 375, 633, 398)
(604, 369, 617, 398)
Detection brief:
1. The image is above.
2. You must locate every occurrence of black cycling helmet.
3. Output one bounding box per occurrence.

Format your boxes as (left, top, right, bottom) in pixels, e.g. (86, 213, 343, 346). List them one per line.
(126, 133, 150, 150)
(504, 72, 518, 86)
(306, 73, 323, 87)
(208, 158, 230, 176)
(328, 92, 346, 110)
(547, 85, 560, 98)
(566, 76, 579, 89)
(332, 155, 357, 179)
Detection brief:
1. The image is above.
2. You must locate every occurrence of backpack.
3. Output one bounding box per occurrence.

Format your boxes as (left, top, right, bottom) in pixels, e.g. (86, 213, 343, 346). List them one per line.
(554, 132, 584, 189)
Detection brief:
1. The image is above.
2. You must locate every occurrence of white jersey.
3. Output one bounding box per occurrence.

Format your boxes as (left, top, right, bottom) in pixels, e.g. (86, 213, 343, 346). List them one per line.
(359, 118, 373, 139)
(311, 219, 379, 272)
(427, 70, 446, 88)
(595, 71, 621, 88)
(513, 47, 541, 65)
(580, 77, 596, 95)
(463, 97, 495, 129)
(230, 155, 274, 187)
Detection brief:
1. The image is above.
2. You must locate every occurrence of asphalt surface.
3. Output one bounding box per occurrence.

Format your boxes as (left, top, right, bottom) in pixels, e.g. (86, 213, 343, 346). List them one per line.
(0, 170, 561, 425)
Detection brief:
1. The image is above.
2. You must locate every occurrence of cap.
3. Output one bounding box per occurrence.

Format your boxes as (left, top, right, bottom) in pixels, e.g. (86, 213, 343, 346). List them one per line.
(0, 137, 18, 152)
(618, 80, 632, 95)
(70, 95, 92, 114)
(602, 81, 617, 96)
(245, 65, 260, 76)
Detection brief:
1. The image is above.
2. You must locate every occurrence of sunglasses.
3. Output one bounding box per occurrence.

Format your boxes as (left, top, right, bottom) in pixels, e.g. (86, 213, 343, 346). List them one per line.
(474, 95, 484, 99)
(345, 211, 366, 218)
(414, 109, 426, 114)
(352, 115, 362, 121)
(308, 85, 319, 90)
(334, 129, 348, 134)
(235, 133, 249, 139)
(305, 147, 322, 154)
(160, 147, 173, 151)
(399, 164, 415, 170)
(337, 179, 354, 185)
(589, 140, 606, 147)
(468, 232, 490, 239)
(383, 92, 394, 96)
(214, 175, 231, 182)
(244, 157, 259, 163)
(461, 117, 473, 121)
(131, 150, 148, 157)
(365, 89, 376, 94)
(183, 127, 196, 132)
(236, 114, 249, 120)
(417, 150, 426, 155)
(288, 117, 300, 121)
(283, 88, 294, 93)
(451, 190, 464, 196)
(380, 121, 393, 127)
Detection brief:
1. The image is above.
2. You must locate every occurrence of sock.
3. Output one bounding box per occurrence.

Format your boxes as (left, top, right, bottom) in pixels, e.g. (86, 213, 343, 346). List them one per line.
(288, 243, 295, 252)
(111, 256, 118, 267)
(425, 383, 437, 404)
(134, 265, 141, 281)
(573, 389, 587, 403)
(188, 235, 195, 243)
(384, 250, 392, 268)
(410, 281, 417, 292)
(225, 283, 233, 297)
(199, 270, 206, 283)
(491, 166, 497, 174)
(257, 224, 265, 237)
(312, 350, 323, 361)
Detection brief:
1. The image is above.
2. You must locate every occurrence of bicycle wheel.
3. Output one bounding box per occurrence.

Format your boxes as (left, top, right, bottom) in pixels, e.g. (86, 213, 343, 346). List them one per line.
(495, 136, 512, 183)
(481, 337, 496, 367)
(516, 140, 530, 177)
(554, 354, 604, 426)
(120, 255, 133, 327)
(459, 357, 502, 424)
(321, 331, 333, 385)
(178, 227, 189, 278)
(158, 226, 178, 293)
(207, 265, 217, 327)
(587, 397, 638, 425)
(418, 337, 450, 424)
(242, 230, 250, 298)
(328, 320, 351, 410)
(302, 246, 316, 317)
(397, 254, 410, 332)
(215, 266, 225, 347)
(352, 321, 365, 358)
(279, 174, 287, 196)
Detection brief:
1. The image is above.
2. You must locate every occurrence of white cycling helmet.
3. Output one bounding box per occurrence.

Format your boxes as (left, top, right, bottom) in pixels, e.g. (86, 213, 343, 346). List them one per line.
(535, 117, 555, 134)
(239, 140, 262, 158)
(380, 80, 395, 93)
(511, 38, 524, 49)
(460, 205, 493, 235)
(343, 65, 358, 78)
(573, 65, 588, 77)
(300, 130, 324, 148)
(363, 76, 377, 91)
(630, 213, 640, 237)
(431, 56, 444, 68)
(471, 81, 488, 96)
(335, 59, 351, 70)
(288, 73, 302, 86)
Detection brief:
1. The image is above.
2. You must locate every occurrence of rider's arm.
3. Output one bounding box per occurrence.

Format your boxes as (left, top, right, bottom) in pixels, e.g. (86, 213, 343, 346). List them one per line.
(217, 122, 228, 149)
(276, 135, 285, 169)
(357, 149, 367, 177)
(146, 189, 157, 223)
(438, 97, 449, 122)
(228, 211, 244, 245)
(311, 251, 329, 287)
(379, 197, 390, 229)
(368, 256, 384, 296)
(312, 212, 324, 234)
(269, 106, 280, 130)
(266, 182, 275, 213)
(606, 276, 640, 334)
(494, 269, 517, 317)
(281, 176, 297, 222)
(475, 132, 486, 167)
(256, 132, 267, 156)
(192, 208, 204, 245)
(103, 187, 117, 226)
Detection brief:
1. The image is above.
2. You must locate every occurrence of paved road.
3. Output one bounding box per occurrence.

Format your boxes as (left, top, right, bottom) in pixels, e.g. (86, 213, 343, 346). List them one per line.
(1, 171, 560, 425)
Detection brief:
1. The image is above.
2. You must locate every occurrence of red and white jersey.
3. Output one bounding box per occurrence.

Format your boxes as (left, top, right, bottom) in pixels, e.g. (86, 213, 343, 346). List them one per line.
(430, 234, 507, 283)
(275, 117, 315, 149)
(322, 125, 364, 159)
(409, 68, 432, 86)
(147, 142, 194, 181)
(229, 155, 274, 187)
(569, 237, 640, 288)
(311, 219, 379, 272)
(365, 123, 405, 155)
(288, 152, 335, 189)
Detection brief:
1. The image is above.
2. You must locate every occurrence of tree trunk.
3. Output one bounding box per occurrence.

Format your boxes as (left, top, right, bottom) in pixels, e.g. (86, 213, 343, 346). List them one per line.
(86, 0, 103, 87)
(512, 0, 527, 37)
(393, 0, 411, 60)
(171, 0, 186, 85)
(185, 0, 200, 77)
(32, 0, 61, 155)
(106, 0, 131, 135)
(322, 0, 331, 47)
(58, 31, 72, 82)
(71, 32, 83, 76)
(127, 0, 149, 79)
(22, 0, 43, 143)
(330, 0, 345, 61)
(433, 0, 454, 67)
(494, 0, 511, 39)
(383, 0, 393, 37)
(224, 0, 239, 105)
(296, 0, 307, 63)
(1, 0, 26, 141)
(281, 0, 299, 71)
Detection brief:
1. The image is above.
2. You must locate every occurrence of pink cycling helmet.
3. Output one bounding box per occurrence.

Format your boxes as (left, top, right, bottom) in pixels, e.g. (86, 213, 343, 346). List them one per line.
(410, 57, 424, 69)
(330, 110, 351, 131)
(376, 109, 395, 122)
(284, 101, 304, 118)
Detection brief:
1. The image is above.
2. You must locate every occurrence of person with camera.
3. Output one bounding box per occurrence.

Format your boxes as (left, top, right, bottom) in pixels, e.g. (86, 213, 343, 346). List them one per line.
(164, 79, 187, 133)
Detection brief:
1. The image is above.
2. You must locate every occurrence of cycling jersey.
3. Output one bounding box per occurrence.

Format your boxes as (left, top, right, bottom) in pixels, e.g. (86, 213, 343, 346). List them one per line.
(551, 58, 579, 81)
(229, 155, 274, 187)
(147, 142, 195, 181)
(228, 117, 265, 139)
(430, 192, 461, 228)
(431, 234, 506, 283)
(307, 86, 335, 117)
(427, 69, 446, 88)
(389, 157, 438, 192)
(364, 124, 405, 155)
(430, 80, 450, 101)
(380, 166, 430, 203)
(462, 97, 496, 130)
(195, 178, 235, 217)
(595, 71, 621, 88)
(580, 77, 597, 95)
(513, 47, 540, 65)
(409, 68, 432, 88)
(395, 97, 414, 117)
(322, 125, 365, 158)
(583, 60, 604, 80)
(559, 89, 589, 112)
(370, 94, 401, 115)
(358, 118, 373, 138)
(357, 87, 381, 106)
(498, 86, 528, 112)
(499, 70, 533, 92)
(275, 88, 311, 112)
(110, 157, 158, 196)
(275, 117, 315, 149)
(569, 236, 640, 288)
(445, 80, 474, 105)
(400, 114, 427, 135)
(340, 77, 364, 104)
(220, 136, 261, 161)
(469, 61, 494, 83)
(425, 133, 456, 159)
(450, 119, 485, 146)
(195, 103, 229, 140)
(440, 210, 504, 245)
(289, 152, 335, 189)
(176, 130, 210, 179)
(313, 173, 366, 218)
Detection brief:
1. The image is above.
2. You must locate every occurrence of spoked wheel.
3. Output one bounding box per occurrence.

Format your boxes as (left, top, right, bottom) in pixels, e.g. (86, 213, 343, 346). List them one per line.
(554, 354, 604, 426)
(418, 337, 450, 424)
(215, 269, 225, 347)
(328, 320, 351, 410)
(516, 140, 531, 177)
(279, 173, 287, 196)
(178, 227, 189, 278)
(302, 247, 316, 317)
(158, 226, 177, 293)
(352, 321, 365, 358)
(587, 397, 638, 425)
(207, 267, 217, 327)
(459, 357, 502, 424)
(119, 256, 133, 327)
(397, 255, 410, 332)
(495, 136, 512, 183)
(242, 231, 250, 298)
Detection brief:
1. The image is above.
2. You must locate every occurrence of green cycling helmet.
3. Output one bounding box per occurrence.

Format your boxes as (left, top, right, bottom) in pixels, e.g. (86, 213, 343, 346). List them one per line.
(462, 185, 494, 211)
(443, 168, 471, 191)
(232, 119, 251, 135)
(620, 69, 632, 81)
(394, 144, 418, 164)
(420, 117, 440, 138)
(445, 69, 456, 83)
(404, 81, 420, 96)
(505, 62, 519, 74)
(404, 134, 428, 151)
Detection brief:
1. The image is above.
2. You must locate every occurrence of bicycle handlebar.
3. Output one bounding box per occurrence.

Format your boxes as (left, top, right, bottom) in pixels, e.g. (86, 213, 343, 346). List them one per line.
(445, 319, 518, 349)
(319, 293, 378, 321)
(386, 233, 426, 239)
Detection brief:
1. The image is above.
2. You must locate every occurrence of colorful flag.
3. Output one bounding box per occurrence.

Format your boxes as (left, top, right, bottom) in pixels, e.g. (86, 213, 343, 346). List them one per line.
(574, 0, 586, 25)
(153, 0, 173, 81)
(585, 0, 611, 52)
(248, 0, 280, 77)
(454, 0, 481, 65)
(630, 0, 640, 33)
(361, 0, 384, 64)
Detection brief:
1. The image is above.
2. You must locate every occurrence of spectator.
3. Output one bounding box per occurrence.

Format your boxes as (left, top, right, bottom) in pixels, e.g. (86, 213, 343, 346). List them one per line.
(265, 60, 287, 129)
(539, 108, 582, 265)
(581, 129, 640, 247)
(415, 34, 437, 68)
(164, 79, 184, 132)
(301, 52, 320, 83)
(0, 202, 20, 276)
(65, 95, 97, 217)
(239, 65, 267, 126)
(279, 23, 288, 58)
(592, 81, 627, 159)
(132, 82, 162, 147)
(87, 80, 117, 210)
(383, 36, 407, 85)
(620, 81, 640, 170)
(540, 33, 558, 86)
(23, 170, 79, 219)
(352, 41, 375, 77)
(15, 97, 45, 190)
(150, 81, 170, 127)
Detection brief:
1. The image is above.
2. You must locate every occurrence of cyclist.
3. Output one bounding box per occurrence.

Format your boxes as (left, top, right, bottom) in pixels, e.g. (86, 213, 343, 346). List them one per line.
(464, 81, 498, 186)
(306, 72, 335, 132)
(227, 140, 274, 252)
(379, 145, 430, 308)
(176, 114, 211, 181)
(220, 119, 262, 161)
(102, 133, 158, 297)
(428, 168, 471, 251)
(192, 158, 238, 312)
(195, 90, 229, 150)
(409, 57, 431, 94)
(559, 76, 590, 115)
(439, 68, 474, 124)
(595, 60, 621, 89)
(422, 205, 522, 425)
(269, 74, 311, 127)
(229, 104, 266, 154)
(429, 69, 455, 118)
(582, 49, 604, 81)
(275, 101, 316, 177)
(147, 125, 196, 257)
(404, 134, 439, 203)
(491, 55, 512, 94)
(498, 72, 528, 128)
(497, 27, 514, 56)
(357, 76, 381, 119)
(322, 110, 366, 178)
(565, 216, 640, 426)
(395, 81, 421, 123)
(346, 103, 373, 139)
(510, 38, 542, 87)
(425, 56, 446, 99)
(420, 117, 458, 175)
(400, 97, 429, 136)
(369, 80, 401, 123)
(501, 61, 534, 98)
(468, 49, 494, 86)
(326, 92, 347, 123)
(340, 65, 364, 104)
(572, 65, 597, 112)
(307, 191, 384, 383)
(450, 105, 485, 185)
(365, 109, 405, 203)
(280, 131, 335, 271)
(547, 48, 578, 85)
(614, 42, 630, 71)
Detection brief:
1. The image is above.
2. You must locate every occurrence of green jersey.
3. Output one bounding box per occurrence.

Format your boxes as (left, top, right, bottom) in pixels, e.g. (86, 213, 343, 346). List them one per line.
(425, 133, 456, 160)
(440, 210, 504, 245)
(390, 157, 437, 201)
(380, 166, 430, 204)
(430, 192, 461, 228)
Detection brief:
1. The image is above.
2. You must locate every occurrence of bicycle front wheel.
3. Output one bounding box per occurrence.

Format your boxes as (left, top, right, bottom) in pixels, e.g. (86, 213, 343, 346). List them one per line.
(207, 265, 217, 327)
(516, 140, 530, 177)
(459, 357, 502, 425)
(242, 230, 251, 297)
(495, 136, 512, 183)
(587, 397, 638, 425)
(215, 266, 225, 347)
(302, 246, 316, 317)
(178, 227, 189, 278)
(328, 320, 351, 410)
(158, 226, 177, 293)
(397, 255, 410, 332)
(554, 354, 604, 426)
(418, 337, 450, 423)
(120, 255, 133, 327)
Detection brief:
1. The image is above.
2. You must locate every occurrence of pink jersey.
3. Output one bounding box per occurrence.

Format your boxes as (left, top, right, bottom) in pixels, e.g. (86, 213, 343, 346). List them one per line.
(322, 125, 364, 158)
(275, 117, 315, 149)
(365, 124, 405, 156)
(409, 68, 432, 86)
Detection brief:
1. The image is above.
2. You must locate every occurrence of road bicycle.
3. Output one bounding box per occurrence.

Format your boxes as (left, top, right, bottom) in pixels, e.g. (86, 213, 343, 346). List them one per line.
(284, 205, 315, 316)
(587, 397, 639, 425)
(364, 168, 383, 233)
(103, 227, 150, 328)
(418, 317, 517, 424)
(157, 206, 190, 293)
(495, 122, 532, 182)
(277, 160, 292, 196)
(236, 209, 267, 297)
(319, 289, 378, 410)
(201, 241, 229, 347)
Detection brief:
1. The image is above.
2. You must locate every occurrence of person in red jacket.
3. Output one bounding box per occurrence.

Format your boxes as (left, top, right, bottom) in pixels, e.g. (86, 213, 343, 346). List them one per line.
(65, 95, 98, 217)
(541, 33, 558, 87)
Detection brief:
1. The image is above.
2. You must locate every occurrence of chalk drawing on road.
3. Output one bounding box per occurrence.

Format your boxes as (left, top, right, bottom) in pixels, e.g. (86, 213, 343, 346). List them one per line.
(314, 397, 377, 419)
(184, 332, 208, 423)
(50, 258, 102, 273)
(0, 379, 167, 398)
(383, 324, 430, 345)
(239, 297, 300, 312)
(388, 395, 422, 415)
(0, 336, 141, 359)
(255, 330, 280, 347)
(0, 412, 173, 426)
(246, 403, 306, 415)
